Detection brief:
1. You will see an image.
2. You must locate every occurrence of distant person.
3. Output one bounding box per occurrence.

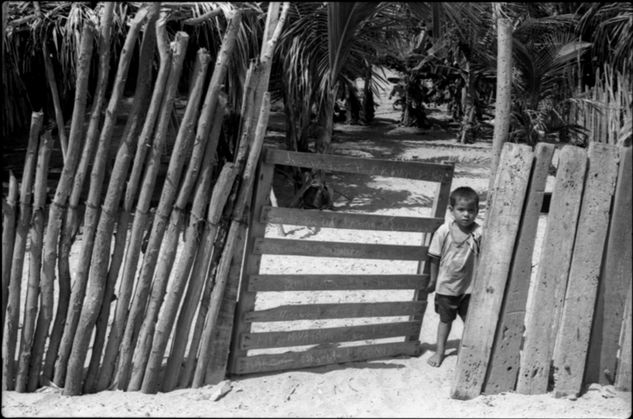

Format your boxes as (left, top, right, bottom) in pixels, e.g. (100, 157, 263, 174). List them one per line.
(425, 186, 482, 367)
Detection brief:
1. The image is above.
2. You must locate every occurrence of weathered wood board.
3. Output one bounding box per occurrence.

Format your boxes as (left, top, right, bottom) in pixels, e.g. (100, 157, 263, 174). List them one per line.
(516, 145, 587, 395)
(234, 341, 421, 374)
(586, 146, 632, 384)
(248, 274, 429, 291)
(552, 143, 619, 398)
(450, 143, 534, 400)
(615, 283, 631, 391)
(484, 143, 554, 394)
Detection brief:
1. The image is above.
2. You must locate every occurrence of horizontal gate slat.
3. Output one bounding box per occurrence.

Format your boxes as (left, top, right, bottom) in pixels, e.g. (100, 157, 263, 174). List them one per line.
(244, 301, 425, 322)
(235, 341, 421, 374)
(265, 149, 453, 182)
(254, 238, 427, 261)
(248, 274, 429, 291)
(261, 206, 444, 232)
(241, 321, 421, 350)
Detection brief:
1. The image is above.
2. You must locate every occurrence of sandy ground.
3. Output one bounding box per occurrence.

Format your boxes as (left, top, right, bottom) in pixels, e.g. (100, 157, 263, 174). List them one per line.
(3, 80, 631, 418)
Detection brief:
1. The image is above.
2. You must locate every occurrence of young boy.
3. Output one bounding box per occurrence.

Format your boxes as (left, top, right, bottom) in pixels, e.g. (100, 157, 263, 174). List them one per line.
(426, 186, 481, 367)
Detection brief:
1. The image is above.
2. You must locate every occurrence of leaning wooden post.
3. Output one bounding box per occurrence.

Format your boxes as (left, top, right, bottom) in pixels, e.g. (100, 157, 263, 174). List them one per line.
(615, 283, 632, 391)
(2, 172, 18, 321)
(48, 4, 114, 386)
(484, 143, 554, 394)
(552, 143, 619, 398)
(30, 24, 94, 388)
(81, 4, 161, 395)
(192, 94, 271, 388)
(586, 146, 632, 385)
(2, 112, 43, 391)
(488, 9, 513, 201)
(60, 8, 149, 395)
(125, 48, 211, 392)
(42, 36, 68, 161)
(162, 163, 239, 392)
(16, 130, 52, 392)
(141, 95, 227, 394)
(450, 143, 533, 400)
(516, 145, 587, 394)
(113, 31, 188, 391)
(95, 13, 171, 393)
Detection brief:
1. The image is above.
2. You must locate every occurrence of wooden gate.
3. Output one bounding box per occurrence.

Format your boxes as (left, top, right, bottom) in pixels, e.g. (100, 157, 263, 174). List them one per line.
(228, 148, 454, 375)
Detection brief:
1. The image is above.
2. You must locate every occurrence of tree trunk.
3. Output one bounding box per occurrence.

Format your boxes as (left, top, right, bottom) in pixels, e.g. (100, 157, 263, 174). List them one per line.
(31, 24, 95, 388)
(2, 172, 18, 321)
(162, 163, 238, 392)
(60, 8, 148, 395)
(51, 3, 115, 386)
(16, 130, 51, 392)
(113, 31, 188, 391)
(315, 88, 335, 153)
(95, 14, 172, 393)
(361, 67, 374, 124)
(125, 48, 211, 392)
(141, 99, 227, 394)
(2, 111, 42, 391)
(81, 5, 160, 394)
(489, 16, 513, 198)
(192, 94, 271, 387)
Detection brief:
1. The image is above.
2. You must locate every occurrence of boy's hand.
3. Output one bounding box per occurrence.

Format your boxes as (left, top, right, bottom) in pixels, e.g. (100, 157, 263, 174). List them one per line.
(426, 280, 436, 293)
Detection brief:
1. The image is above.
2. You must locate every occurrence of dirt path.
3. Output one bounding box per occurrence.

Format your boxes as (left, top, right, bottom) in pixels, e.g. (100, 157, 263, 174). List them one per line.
(3, 89, 631, 418)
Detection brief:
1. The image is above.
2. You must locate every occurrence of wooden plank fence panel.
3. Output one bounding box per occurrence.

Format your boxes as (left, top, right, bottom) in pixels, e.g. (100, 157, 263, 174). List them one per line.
(265, 149, 453, 182)
(241, 321, 420, 349)
(235, 341, 421, 374)
(516, 145, 587, 395)
(254, 238, 427, 261)
(244, 301, 426, 322)
(262, 206, 444, 233)
(450, 143, 534, 400)
(615, 283, 631, 391)
(248, 274, 428, 291)
(586, 146, 632, 384)
(484, 143, 555, 394)
(552, 143, 619, 398)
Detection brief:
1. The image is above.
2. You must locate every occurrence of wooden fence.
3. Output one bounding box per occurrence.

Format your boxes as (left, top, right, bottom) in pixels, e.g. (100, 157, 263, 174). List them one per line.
(227, 148, 454, 375)
(2, 2, 290, 396)
(451, 142, 632, 400)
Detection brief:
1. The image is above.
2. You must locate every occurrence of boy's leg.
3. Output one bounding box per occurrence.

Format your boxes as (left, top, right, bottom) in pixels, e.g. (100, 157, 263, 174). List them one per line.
(428, 294, 458, 367)
(428, 320, 451, 367)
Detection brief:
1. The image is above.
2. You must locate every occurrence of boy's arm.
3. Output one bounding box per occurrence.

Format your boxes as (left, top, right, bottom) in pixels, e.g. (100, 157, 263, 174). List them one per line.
(426, 256, 439, 293)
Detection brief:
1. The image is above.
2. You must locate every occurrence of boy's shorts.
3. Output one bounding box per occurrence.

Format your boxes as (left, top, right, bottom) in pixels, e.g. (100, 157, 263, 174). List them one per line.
(434, 293, 470, 323)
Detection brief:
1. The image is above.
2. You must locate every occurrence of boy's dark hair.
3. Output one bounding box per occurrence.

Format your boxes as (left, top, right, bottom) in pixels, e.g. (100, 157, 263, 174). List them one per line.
(449, 186, 479, 207)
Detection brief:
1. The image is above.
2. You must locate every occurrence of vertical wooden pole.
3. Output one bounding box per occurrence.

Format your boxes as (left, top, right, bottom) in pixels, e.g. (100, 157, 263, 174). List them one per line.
(517, 145, 587, 394)
(2, 112, 43, 390)
(35, 22, 95, 386)
(114, 32, 189, 391)
(615, 283, 631, 391)
(488, 14, 513, 198)
(586, 146, 632, 384)
(484, 143, 554, 394)
(161, 163, 239, 392)
(95, 14, 172, 392)
(16, 130, 52, 392)
(552, 143, 619, 398)
(450, 143, 534, 400)
(2, 172, 19, 321)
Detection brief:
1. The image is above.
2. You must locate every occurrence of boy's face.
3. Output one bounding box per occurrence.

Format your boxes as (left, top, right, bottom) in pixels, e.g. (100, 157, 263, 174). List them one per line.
(449, 198, 479, 228)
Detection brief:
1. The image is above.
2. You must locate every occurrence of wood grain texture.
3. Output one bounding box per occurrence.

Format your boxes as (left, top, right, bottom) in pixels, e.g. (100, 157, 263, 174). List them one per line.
(484, 143, 554, 394)
(552, 143, 619, 398)
(586, 146, 632, 385)
(516, 145, 587, 395)
(262, 206, 443, 232)
(265, 149, 454, 182)
(248, 274, 428, 291)
(451, 143, 534, 400)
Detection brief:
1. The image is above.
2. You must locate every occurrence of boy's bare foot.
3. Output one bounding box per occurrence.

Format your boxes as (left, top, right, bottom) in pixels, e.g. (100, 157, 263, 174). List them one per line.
(427, 352, 444, 367)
